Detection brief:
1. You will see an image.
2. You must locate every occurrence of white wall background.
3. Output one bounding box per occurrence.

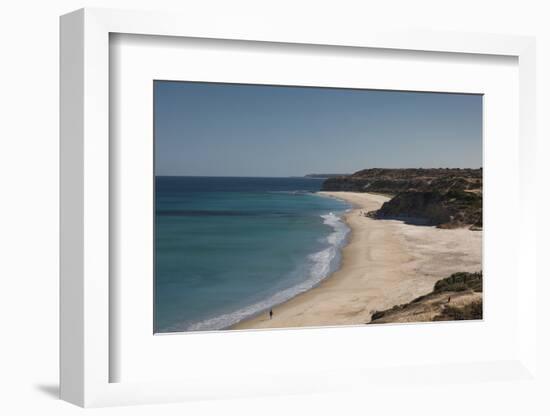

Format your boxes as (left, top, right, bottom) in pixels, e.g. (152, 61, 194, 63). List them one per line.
(0, 0, 548, 415)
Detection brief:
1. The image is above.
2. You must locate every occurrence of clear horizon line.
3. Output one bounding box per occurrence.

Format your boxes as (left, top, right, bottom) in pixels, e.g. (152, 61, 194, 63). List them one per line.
(155, 167, 483, 178)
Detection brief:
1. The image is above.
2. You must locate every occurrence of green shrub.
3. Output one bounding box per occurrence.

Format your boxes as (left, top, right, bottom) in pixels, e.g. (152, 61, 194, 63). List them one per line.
(434, 300, 482, 321)
(433, 272, 482, 293)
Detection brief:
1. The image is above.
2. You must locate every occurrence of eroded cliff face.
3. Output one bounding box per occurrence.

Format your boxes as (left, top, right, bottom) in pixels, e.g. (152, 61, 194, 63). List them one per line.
(321, 168, 482, 229)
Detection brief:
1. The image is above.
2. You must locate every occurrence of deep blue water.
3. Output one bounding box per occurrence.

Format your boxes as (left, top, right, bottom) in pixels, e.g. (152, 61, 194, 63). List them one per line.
(154, 176, 350, 332)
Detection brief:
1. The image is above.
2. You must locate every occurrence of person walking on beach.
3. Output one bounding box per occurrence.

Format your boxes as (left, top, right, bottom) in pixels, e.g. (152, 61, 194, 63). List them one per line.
(269, 309, 273, 320)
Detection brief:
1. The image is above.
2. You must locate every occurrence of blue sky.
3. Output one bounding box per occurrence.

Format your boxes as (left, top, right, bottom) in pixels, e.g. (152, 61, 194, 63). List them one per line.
(154, 81, 482, 177)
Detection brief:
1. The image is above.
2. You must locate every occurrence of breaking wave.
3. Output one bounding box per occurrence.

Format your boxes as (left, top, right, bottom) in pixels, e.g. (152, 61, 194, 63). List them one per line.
(166, 212, 350, 332)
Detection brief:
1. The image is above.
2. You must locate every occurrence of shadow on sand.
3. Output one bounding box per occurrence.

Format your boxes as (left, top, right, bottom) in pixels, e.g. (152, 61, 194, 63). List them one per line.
(370, 214, 434, 227)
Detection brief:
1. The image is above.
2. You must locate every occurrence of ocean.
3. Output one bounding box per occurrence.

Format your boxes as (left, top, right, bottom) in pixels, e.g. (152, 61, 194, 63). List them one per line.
(154, 176, 351, 332)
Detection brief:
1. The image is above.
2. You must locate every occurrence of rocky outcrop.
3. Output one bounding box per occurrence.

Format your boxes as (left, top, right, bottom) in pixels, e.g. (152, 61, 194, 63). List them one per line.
(321, 168, 482, 229)
(368, 189, 482, 229)
(369, 272, 483, 324)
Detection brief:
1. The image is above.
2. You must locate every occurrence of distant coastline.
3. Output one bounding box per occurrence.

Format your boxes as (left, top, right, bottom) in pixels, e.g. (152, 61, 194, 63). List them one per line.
(302, 173, 350, 179)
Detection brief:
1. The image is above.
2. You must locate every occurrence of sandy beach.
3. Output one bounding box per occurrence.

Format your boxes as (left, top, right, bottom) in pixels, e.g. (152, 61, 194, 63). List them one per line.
(232, 191, 482, 330)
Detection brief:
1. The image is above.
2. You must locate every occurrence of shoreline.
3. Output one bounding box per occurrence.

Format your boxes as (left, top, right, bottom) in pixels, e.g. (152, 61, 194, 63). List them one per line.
(231, 191, 482, 330)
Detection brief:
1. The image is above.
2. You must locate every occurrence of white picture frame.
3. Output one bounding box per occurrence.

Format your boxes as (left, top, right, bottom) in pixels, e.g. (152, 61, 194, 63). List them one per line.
(60, 7, 537, 407)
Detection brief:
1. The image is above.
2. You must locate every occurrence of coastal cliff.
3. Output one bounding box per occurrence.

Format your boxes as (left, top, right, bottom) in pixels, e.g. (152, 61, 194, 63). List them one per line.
(321, 168, 482, 229)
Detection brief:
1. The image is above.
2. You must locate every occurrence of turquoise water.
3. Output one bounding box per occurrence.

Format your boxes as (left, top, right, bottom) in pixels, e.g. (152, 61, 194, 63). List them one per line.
(155, 176, 351, 332)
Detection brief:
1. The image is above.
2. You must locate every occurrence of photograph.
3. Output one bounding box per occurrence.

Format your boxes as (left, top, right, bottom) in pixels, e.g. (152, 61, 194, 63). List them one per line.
(154, 81, 483, 333)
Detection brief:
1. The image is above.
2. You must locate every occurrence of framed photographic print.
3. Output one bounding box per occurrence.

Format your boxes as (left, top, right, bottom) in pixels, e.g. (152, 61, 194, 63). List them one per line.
(60, 8, 538, 407)
(152, 81, 483, 334)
